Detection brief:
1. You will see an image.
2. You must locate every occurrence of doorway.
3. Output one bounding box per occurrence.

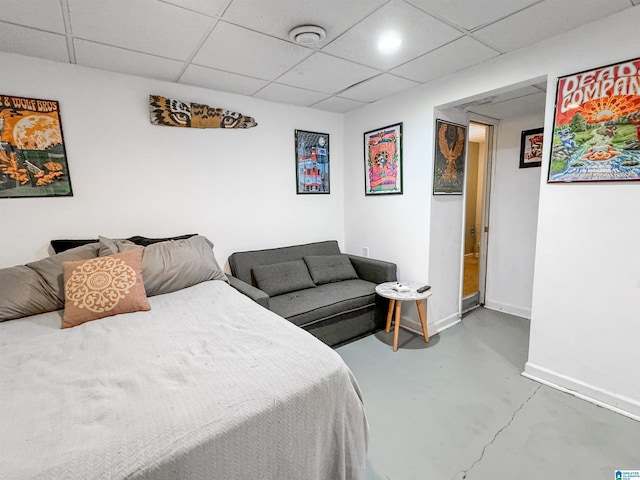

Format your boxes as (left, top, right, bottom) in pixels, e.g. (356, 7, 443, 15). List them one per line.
(462, 121, 492, 312)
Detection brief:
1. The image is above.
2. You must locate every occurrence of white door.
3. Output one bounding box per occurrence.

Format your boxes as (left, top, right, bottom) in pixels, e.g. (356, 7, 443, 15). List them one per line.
(462, 117, 496, 312)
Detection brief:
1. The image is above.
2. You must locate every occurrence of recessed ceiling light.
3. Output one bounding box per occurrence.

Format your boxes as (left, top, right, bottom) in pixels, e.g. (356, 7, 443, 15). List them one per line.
(378, 31, 402, 54)
(289, 25, 326, 46)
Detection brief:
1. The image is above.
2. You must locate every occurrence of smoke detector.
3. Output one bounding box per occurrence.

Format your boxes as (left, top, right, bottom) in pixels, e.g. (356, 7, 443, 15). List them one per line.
(289, 25, 326, 45)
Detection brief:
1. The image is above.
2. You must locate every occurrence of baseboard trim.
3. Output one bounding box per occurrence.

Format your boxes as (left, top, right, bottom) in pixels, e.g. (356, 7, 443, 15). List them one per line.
(400, 312, 461, 336)
(435, 312, 462, 333)
(523, 362, 640, 422)
(484, 299, 531, 319)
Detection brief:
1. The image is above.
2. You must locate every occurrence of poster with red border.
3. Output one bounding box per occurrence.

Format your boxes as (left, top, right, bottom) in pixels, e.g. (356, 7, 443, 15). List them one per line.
(0, 95, 73, 198)
(549, 57, 640, 183)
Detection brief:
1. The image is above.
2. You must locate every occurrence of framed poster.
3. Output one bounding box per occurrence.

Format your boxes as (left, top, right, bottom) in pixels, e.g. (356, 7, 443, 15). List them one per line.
(295, 129, 329, 194)
(0, 95, 72, 198)
(434, 119, 466, 194)
(520, 128, 544, 168)
(548, 57, 640, 183)
(364, 122, 402, 195)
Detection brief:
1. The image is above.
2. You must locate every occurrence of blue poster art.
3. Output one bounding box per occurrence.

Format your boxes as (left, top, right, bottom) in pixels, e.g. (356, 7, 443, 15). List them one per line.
(295, 130, 329, 194)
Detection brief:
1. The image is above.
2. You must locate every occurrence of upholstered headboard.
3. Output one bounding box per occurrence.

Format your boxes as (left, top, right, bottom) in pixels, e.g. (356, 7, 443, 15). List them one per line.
(50, 234, 197, 253)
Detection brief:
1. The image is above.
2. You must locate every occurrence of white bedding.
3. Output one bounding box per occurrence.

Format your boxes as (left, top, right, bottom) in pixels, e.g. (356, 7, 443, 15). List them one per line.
(0, 280, 368, 479)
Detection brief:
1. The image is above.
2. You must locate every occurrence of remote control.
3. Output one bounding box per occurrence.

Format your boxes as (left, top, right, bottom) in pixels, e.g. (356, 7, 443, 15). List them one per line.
(417, 285, 431, 293)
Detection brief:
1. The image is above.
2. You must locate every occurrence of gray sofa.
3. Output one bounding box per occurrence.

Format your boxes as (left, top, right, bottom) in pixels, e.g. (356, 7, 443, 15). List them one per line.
(228, 241, 397, 347)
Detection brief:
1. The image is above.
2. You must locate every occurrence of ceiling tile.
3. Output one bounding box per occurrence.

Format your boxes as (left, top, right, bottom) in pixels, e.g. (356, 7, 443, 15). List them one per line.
(405, 0, 539, 30)
(180, 64, 268, 96)
(311, 96, 368, 113)
(339, 74, 419, 103)
(68, 0, 213, 60)
(193, 22, 311, 81)
(0, 22, 68, 62)
(0, 0, 66, 33)
(322, 0, 462, 71)
(474, 0, 630, 52)
(159, 0, 229, 17)
(74, 40, 184, 82)
(253, 84, 330, 107)
(391, 36, 498, 83)
(277, 53, 379, 94)
(222, 0, 387, 45)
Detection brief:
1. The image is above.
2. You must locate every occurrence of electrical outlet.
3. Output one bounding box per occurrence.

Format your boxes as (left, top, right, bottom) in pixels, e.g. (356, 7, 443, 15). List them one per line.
(362, 247, 369, 257)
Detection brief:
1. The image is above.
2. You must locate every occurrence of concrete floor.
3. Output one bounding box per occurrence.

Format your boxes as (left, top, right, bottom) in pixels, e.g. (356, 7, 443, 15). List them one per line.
(337, 307, 640, 480)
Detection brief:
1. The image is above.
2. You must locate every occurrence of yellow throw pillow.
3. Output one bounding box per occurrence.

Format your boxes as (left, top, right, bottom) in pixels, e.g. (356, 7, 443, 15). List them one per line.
(62, 249, 150, 329)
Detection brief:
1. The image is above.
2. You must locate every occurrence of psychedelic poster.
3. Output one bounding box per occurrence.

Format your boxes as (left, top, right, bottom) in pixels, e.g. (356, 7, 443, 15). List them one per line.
(364, 123, 402, 195)
(433, 119, 466, 194)
(549, 58, 640, 183)
(0, 95, 72, 198)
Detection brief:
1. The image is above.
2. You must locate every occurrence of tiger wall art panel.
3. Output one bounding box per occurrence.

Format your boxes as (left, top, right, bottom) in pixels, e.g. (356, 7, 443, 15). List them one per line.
(149, 95, 257, 129)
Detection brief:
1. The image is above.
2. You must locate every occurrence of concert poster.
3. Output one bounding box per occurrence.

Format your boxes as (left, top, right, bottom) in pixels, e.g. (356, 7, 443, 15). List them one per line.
(0, 94, 72, 198)
(549, 58, 640, 183)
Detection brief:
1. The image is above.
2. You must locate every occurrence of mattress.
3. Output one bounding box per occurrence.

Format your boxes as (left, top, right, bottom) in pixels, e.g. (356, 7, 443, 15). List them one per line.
(0, 280, 368, 479)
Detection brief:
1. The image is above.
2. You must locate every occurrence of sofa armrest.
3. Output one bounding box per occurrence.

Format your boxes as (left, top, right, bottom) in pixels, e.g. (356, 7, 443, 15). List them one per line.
(227, 275, 270, 309)
(347, 255, 397, 284)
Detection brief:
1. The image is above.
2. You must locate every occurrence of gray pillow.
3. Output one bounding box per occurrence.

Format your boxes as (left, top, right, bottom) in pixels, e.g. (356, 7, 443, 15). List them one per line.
(252, 260, 316, 297)
(140, 235, 228, 296)
(26, 243, 100, 304)
(98, 236, 139, 256)
(303, 254, 358, 285)
(0, 266, 61, 321)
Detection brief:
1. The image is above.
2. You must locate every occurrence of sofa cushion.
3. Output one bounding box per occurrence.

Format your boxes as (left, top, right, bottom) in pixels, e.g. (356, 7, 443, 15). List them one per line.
(229, 240, 341, 285)
(303, 254, 358, 285)
(269, 279, 376, 327)
(252, 260, 316, 297)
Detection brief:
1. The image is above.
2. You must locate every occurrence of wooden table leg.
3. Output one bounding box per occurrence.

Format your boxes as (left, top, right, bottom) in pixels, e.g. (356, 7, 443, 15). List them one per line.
(385, 299, 395, 333)
(416, 299, 429, 342)
(393, 300, 402, 352)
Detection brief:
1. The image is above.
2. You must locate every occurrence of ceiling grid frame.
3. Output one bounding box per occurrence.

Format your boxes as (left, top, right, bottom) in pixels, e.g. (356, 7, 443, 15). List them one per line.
(0, 0, 635, 112)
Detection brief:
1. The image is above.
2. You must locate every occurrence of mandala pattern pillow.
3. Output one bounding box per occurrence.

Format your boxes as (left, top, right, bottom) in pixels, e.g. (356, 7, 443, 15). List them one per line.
(62, 248, 150, 328)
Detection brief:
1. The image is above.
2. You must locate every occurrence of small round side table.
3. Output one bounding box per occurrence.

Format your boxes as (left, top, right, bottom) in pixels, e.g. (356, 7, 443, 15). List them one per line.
(375, 282, 433, 352)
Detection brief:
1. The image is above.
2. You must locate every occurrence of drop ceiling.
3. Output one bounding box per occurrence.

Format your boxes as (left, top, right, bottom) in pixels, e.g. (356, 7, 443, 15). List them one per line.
(0, 0, 636, 113)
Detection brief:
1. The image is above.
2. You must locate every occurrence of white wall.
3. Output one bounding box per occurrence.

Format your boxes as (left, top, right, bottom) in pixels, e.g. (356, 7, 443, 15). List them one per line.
(484, 112, 544, 319)
(344, 7, 640, 418)
(1, 6, 639, 420)
(428, 107, 468, 330)
(0, 52, 345, 269)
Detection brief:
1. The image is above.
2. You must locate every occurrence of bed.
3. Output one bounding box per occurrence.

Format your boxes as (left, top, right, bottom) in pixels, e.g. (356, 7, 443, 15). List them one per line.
(0, 237, 368, 479)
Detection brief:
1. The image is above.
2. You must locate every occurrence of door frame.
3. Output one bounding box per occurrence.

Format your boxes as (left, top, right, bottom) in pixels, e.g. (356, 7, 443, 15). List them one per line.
(459, 113, 499, 314)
